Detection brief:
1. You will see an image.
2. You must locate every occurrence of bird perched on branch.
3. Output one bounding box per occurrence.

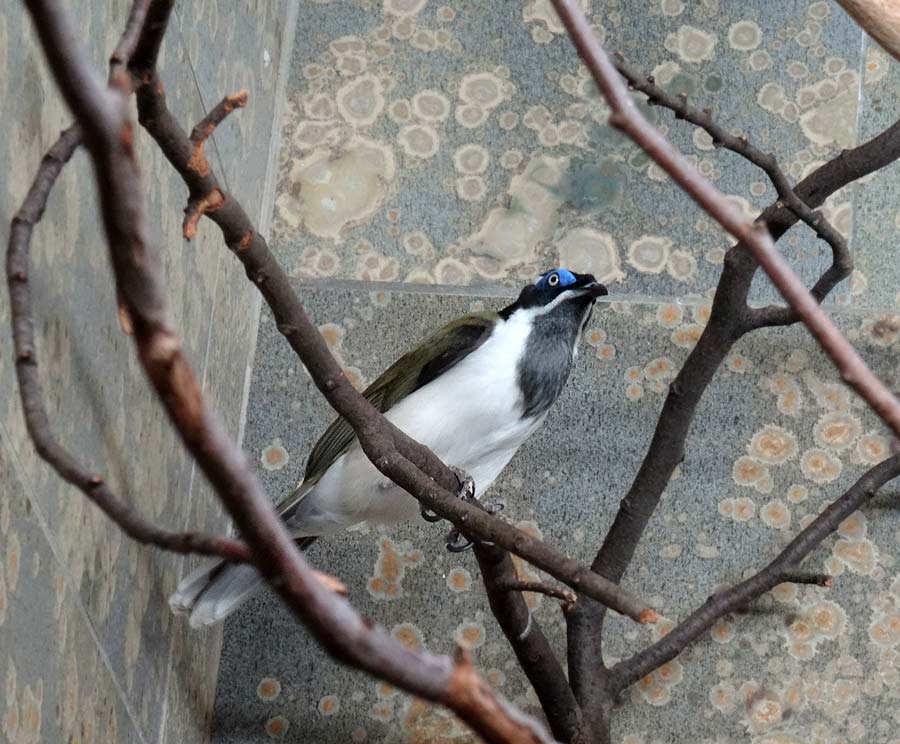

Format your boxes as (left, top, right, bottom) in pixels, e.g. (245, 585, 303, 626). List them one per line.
(170, 269, 608, 625)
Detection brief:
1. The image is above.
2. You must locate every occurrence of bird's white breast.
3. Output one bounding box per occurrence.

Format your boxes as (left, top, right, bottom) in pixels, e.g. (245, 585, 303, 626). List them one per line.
(289, 312, 545, 536)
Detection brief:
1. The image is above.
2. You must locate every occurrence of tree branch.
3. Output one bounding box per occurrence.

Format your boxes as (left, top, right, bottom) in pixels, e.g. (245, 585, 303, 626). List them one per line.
(615, 55, 851, 307)
(18, 1, 556, 740)
(778, 571, 834, 588)
(127, 11, 656, 626)
(6, 124, 252, 566)
(609, 453, 900, 692)
(554, 0, 900, 439)
(552, 0, 900, 732)
(476, 543, 589, 744)
(835, 0, 900, 63)
(496, 578, 577, 606)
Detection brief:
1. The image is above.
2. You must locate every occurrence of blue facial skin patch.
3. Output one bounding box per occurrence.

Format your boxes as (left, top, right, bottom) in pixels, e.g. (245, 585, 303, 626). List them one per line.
(536, 268, 577, 290)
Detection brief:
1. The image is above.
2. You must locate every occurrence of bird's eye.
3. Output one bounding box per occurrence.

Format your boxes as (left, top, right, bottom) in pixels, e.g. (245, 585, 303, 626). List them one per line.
(547, 273, 559, 287)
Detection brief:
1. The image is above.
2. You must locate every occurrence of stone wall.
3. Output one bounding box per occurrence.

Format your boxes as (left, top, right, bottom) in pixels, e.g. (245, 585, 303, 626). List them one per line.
(0, 1, 291, 742)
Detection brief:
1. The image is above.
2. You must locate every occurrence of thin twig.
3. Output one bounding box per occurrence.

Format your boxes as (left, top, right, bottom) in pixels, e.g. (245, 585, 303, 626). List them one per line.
(609, 453, 900, 692)
(496, 578, 577, 605)
(615, 56, 851, 306)
(182, 89, 247, 239)
(19, 2, 554, 741)
(128, 15, 656, 626)
(188, 90, 248, 171)
(778, 571, 834, 587)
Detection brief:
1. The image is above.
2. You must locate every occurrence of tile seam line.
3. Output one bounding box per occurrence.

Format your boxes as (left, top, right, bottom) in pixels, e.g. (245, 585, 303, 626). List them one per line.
(158, 8, 227, 743)
(277, 276, 893, 316)
(236, 0, 301, 452)
(0, 422, 152, 744)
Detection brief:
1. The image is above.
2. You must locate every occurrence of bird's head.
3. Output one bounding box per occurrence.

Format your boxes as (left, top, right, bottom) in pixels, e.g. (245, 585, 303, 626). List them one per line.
(501, 268, 608, 323)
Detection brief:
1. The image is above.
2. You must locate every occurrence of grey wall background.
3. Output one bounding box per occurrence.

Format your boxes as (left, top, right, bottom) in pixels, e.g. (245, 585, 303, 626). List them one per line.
(0, 1, 290, 742)
(5, 1, 900, 744)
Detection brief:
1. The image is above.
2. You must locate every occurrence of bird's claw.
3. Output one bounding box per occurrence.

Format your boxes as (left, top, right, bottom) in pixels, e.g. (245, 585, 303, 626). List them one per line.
(420, 506, 443, 523)
(450, 466, 476, 502)
(445, 528, 474, 552)
(421, 467, 476, 525)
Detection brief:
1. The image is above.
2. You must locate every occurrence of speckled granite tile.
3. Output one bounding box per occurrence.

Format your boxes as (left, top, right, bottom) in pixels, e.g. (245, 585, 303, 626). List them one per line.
(0, 433, 145, 744)
(269, 0, 863, 307)
(1, 1, 277, 742)
(844, 36, 900, 312)
(173, 0, 289, 218)
(213, 283, 900, 743)
(0, 6, 205, 739)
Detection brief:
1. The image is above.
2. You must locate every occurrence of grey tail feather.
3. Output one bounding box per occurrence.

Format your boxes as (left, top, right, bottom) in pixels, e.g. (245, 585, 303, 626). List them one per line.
(169, 537, 318, 627)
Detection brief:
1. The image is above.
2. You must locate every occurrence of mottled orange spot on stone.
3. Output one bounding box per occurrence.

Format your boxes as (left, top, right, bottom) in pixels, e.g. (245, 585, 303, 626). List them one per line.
(658, 304, 681, 326)
(318, 695, 340, 716)
(598, 344, 616, 359)
(447, 568, 472, 592)
(772, 582, 798, 602)
(22, 683, 40, 734)
(657, 661, 681, 683)
(265, 449, 284, 466)
(788, 617, 813, 642)
(834, 538, 876, 574)
(771, 375, 792, 393)
(343, 367, 364, 389)
(265, 715, 289, 738)
(403, 698, 462, 744)
(391, 623, 423, 650)
(461, 626, 482, 645)
(257, 677, 281, 701)
(380, 549, 400, 582)
(319, 324, 344, 349)
(711, 620, 735, 643)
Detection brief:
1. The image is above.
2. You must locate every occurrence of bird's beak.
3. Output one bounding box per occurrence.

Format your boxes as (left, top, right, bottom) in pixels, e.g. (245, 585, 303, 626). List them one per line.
(581, 281, 608, 299)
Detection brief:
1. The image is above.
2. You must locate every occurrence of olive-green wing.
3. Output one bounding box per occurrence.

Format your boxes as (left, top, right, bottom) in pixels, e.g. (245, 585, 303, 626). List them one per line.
(274, 311, 498, 514)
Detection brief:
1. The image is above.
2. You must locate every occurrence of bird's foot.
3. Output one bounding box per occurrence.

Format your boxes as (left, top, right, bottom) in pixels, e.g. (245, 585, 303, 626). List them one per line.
(420, 506, 443, 523)
(451, 466, 476, 502)
(421, 466, 476, 524)
(445, 528, 474, 552)
(444, 467, 479, 551)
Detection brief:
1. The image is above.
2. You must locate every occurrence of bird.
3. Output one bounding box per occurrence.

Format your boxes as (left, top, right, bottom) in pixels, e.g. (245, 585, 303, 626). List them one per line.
(170, 268, 608, 626)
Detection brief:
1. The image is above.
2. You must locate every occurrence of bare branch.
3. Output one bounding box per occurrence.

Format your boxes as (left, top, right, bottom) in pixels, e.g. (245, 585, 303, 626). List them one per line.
(18, 1, 556, 740)
(615, 56, 851, 308)
(182, 89, 247, 239)
(476, 543, 589, 743)
(496, 579, 577, 606)
(836, 0, 900, 63)
(777, 571, 834, 588)
(128, 14, 656, 626)
(554, 0, 900, 729)
(609, 453, 900, 692)
(554, 0, 900, 439)
(189, 90, 248, 159)
(5, 30, 251, 569)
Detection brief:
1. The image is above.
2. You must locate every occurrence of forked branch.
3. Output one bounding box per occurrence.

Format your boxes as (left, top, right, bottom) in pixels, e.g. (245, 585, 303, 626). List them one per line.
(610, 453, 900, 691)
